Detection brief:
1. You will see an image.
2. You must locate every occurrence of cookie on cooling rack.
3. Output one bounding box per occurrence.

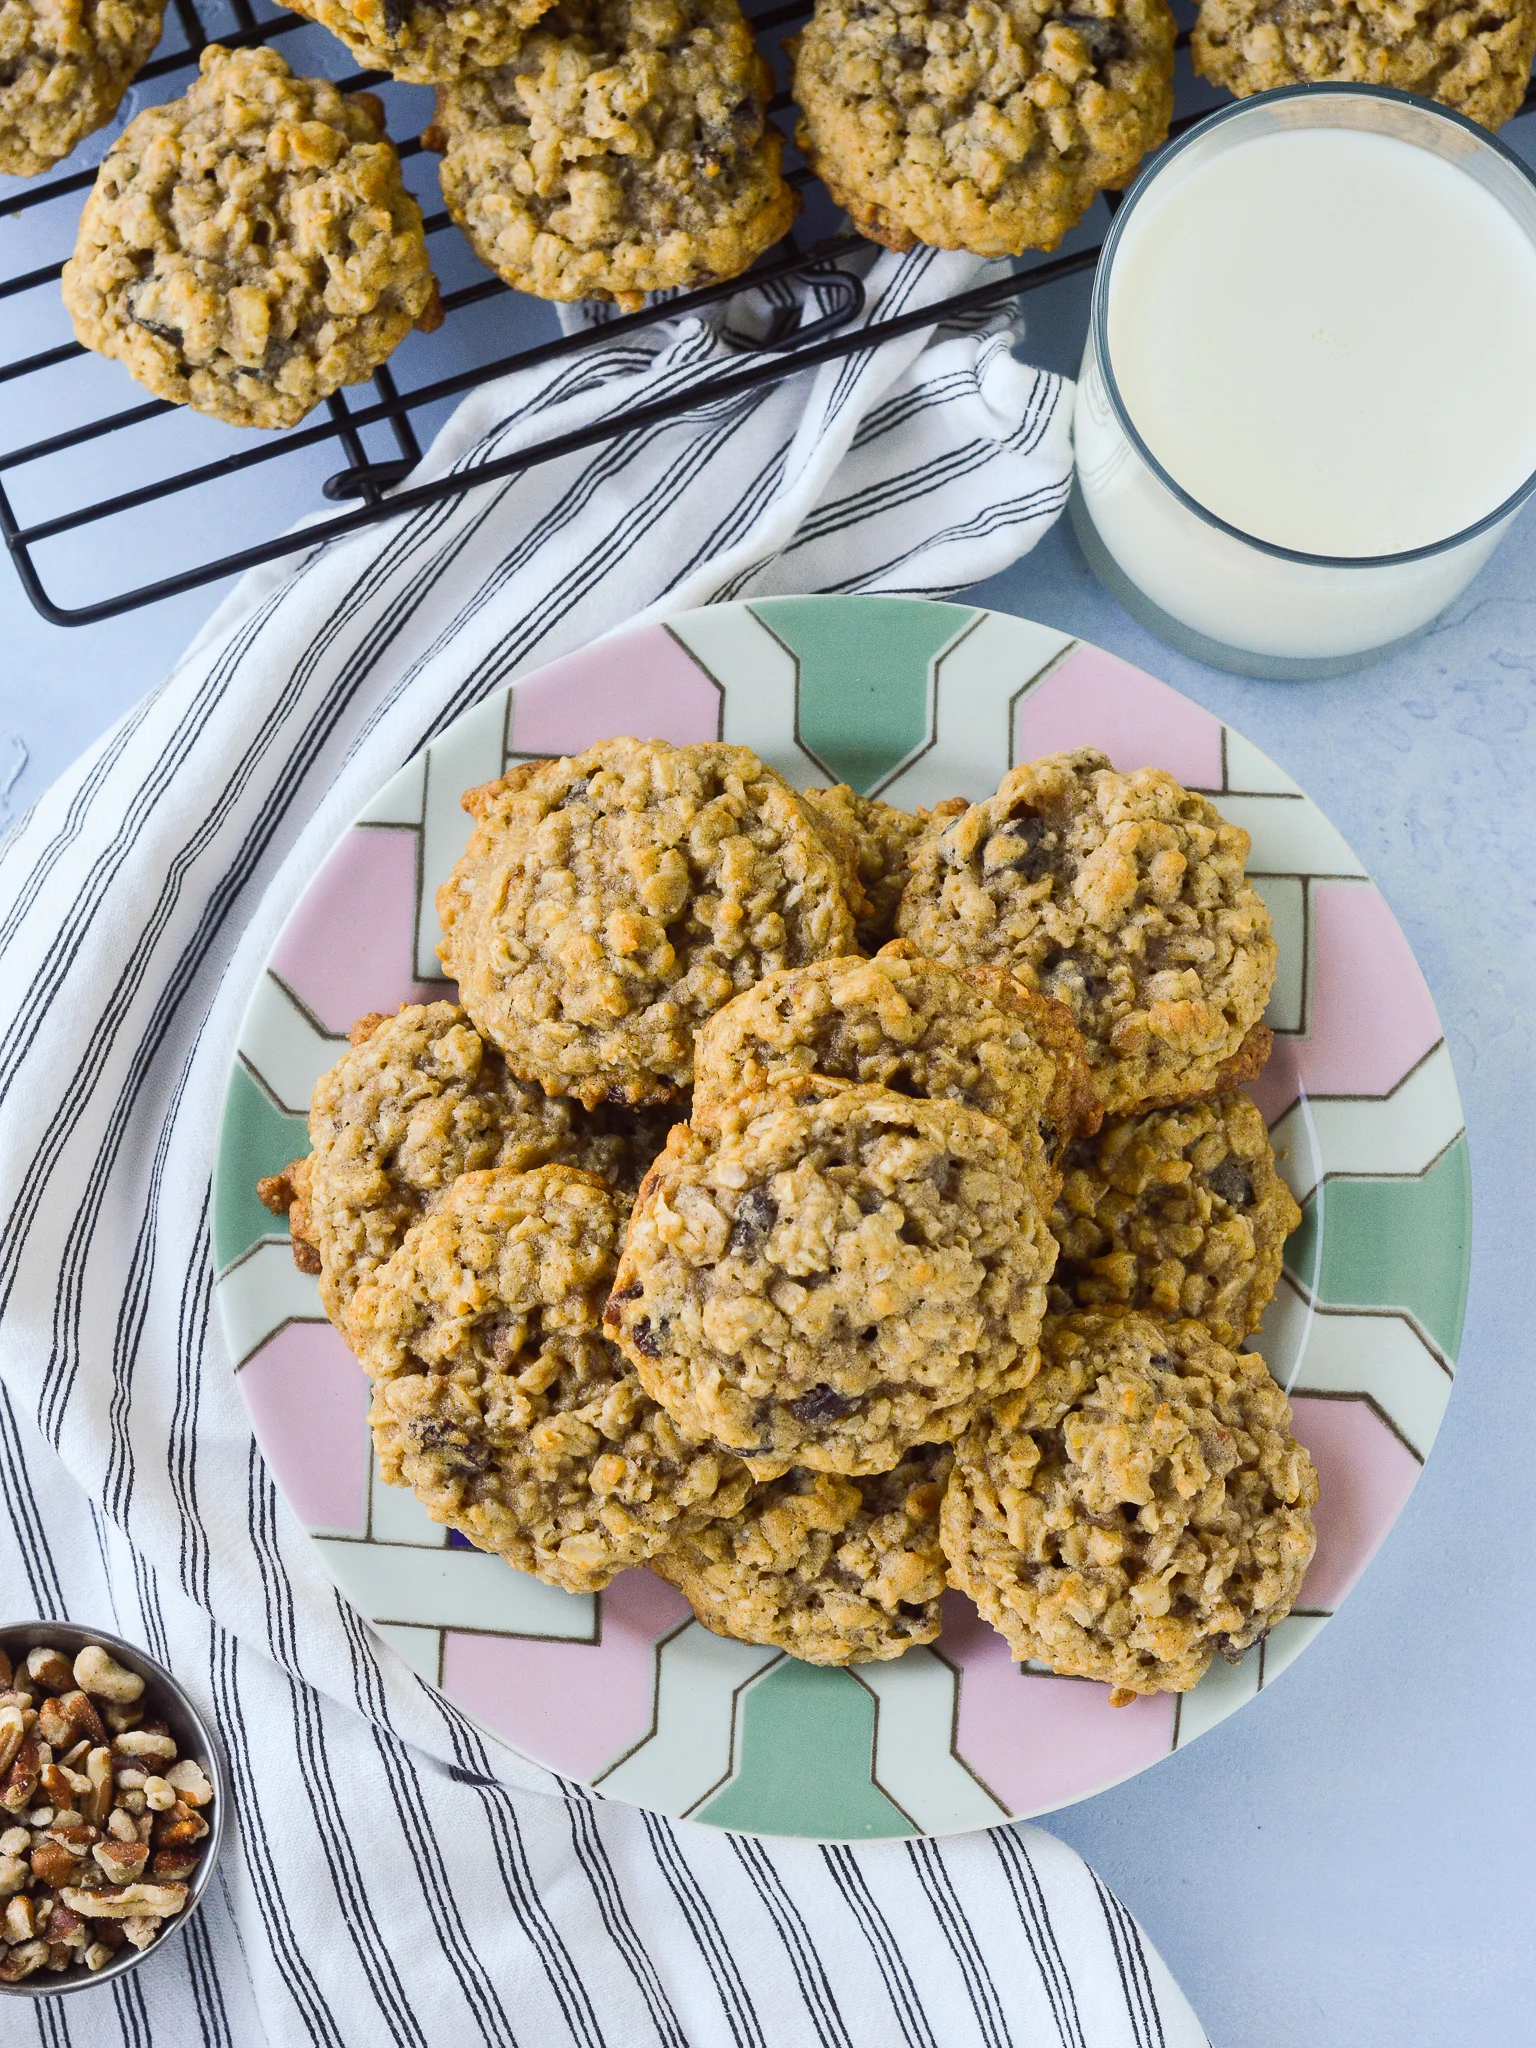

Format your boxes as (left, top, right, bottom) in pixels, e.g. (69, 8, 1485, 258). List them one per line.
(348, 1165, 752, 1590)
(940, 1310, 1318, 1699)
(61, 45, 441, 430)
(1049, 1090, 1301, 1349)
(896, 748, 1276, 1115)
(690, 943, 1095, 1201)
(435, 737, 863, 1108)
(281, 0, 554, 84)
(422, 0, 798, 310)
(605, 1078, 1056, 1477)
(1193, 0, 1536, 133)
(255, 1002, 681, 1326)
(792, 0, 1176, 256)
(0, 0, 164, 176)
(654, 1444, 952, 1664)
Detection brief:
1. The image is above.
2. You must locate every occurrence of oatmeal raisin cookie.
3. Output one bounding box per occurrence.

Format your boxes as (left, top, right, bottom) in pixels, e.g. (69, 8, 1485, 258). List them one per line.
(281, 0, 553, 85)
(605, 1078, 1055, 1476)
(941, 1310, 1317, 1697)
(436, 737, 862, 1108)
(691, 943, 1095, 1196)
(896, 748, 1276, 1114)
(349, 1166, 752, 1589)
(424, 0, 798, 310)
(61, 45, 440, 429)
(1049, 1090, 1300, 1347)
(1192, 0, 1536, 132)
(0, 0, 164, 176)
(654, 1444, 952, 1663)
(792, 0, 1177, 256)
(255, 1002, 679, 1324)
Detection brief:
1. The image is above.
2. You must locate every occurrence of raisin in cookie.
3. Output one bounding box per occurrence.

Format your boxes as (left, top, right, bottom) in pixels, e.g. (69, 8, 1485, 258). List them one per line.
(62, 45, 440, 430)
(605, 1079, 1055, 1476)
(254, 1002, 679, 1325)
(691, 944, 1095, 1198)
(800, 786, 966, 951)
(436, 737, 861, 1109)
(654, 1445, 952, 1664)
(897, 748, 1276, 1115)
(943, 1310, 1317, 1697)
(1193, 0, 1536, 132)
(281, 0, 553, 85)
(0, 0, 164, 177)
(792, 0, 1176, 257)
(349, 1166, 752, 1590)
(1049, 1091, 1300, 1348)
(424, 0, 797, 311)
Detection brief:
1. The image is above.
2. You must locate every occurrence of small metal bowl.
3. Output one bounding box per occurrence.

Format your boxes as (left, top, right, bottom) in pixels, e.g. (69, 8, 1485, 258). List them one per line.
(0, 1621, 227, 1999)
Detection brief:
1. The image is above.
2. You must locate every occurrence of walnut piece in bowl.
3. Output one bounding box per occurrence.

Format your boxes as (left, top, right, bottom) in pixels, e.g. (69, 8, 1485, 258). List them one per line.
(0, 1623, 224, 1997)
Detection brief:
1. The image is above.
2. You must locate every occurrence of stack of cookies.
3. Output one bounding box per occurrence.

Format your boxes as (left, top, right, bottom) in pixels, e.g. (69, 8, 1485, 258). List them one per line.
(261, 734, 1318, 1701)
(58, 0, 796, 424)
(38, 0, 1536, 428)
(263, 0, 800, 315)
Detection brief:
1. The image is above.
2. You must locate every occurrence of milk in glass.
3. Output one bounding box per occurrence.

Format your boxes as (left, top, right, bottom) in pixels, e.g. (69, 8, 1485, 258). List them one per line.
(1073, 98, 1536, 670)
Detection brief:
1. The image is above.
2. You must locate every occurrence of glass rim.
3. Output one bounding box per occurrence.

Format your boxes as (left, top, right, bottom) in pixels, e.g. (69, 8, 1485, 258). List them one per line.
(1091, 83, 1536, 570)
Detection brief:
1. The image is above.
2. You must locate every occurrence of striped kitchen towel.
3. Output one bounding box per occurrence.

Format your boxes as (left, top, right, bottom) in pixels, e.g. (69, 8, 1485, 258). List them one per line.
(0, 242, 1206, 2045)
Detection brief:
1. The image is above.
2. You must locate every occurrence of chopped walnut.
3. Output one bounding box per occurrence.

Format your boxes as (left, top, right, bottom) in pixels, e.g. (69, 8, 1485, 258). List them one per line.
(62, 1879, 188, 1919)
(0, 1640, 213, 1981)
(72, 1649, 143, 1707)
(94, 1838, 150, 1883)
(3, 1893, 37, 1944)
(29, 1839, 82, 1889)
(40, 1690, 108, 1751)
(81, 1747, 113, 1826)
(0, 1732, 42, 1812)
(0, 1707, 23, 1778)
(23, 1650, 74, 1696)
(164, 1760, 213, 1808)
(0, 1936, 49, 1983)
(112, 1730, 176, 1762)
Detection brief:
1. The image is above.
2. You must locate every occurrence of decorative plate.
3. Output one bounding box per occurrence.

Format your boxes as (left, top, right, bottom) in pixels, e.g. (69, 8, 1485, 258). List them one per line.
(213, 597, 1469, 1841)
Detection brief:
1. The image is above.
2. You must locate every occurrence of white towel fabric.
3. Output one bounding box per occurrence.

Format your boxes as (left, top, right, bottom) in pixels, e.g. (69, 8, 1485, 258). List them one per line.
(0, 245, 1207, 2047)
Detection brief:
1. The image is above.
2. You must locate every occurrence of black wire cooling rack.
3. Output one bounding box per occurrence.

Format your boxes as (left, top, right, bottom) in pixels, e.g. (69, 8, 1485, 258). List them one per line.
(2, 2, 1532, 626)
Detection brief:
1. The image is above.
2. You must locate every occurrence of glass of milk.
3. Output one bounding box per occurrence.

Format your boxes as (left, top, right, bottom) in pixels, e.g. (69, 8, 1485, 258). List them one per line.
(1072, 86, 1536, 678)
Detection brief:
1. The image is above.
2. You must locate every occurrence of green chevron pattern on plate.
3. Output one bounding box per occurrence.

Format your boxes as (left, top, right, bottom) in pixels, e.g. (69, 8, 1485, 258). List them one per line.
(214, 1063, 307, 1273)
(751, 594, 977, 792)
(695, 1662, 917, 1840)
(1286, 1136, 1471, 1359)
